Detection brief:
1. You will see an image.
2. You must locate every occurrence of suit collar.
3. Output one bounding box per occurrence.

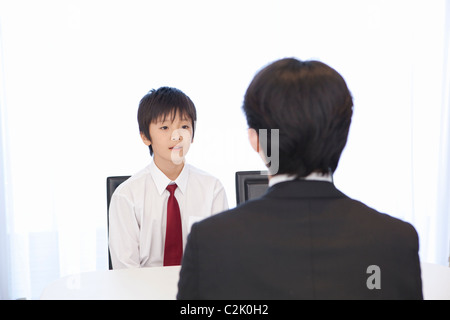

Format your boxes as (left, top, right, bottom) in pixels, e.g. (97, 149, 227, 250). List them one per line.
(263, 180, 346, 199)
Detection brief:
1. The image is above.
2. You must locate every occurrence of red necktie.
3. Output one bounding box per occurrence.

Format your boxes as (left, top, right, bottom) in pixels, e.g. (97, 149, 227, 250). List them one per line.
(164, 183, 182, 266)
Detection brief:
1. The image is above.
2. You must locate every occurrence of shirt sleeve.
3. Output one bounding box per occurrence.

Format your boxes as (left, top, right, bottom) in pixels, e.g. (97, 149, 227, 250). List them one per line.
(108, 191, 141, 269)
(211, 179, 229, 214)
(177, 223, 200, 299)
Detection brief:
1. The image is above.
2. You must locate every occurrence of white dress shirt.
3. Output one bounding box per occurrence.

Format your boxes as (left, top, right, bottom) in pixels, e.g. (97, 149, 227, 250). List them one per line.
(109, 161, 228, 269)
(268, 172, 333, 187)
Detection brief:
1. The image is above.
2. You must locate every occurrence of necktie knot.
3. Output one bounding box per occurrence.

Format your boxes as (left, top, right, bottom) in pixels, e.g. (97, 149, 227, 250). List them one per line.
(166, 183, 177, 195)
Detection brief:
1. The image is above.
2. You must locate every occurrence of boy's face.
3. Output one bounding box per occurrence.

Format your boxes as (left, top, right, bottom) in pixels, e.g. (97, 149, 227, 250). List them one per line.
(141, 112, 193, 166)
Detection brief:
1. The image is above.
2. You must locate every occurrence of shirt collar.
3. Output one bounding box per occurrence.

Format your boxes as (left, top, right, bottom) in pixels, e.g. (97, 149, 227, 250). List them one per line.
(149, 161, 189, 195)
(269, 172, 333, 187)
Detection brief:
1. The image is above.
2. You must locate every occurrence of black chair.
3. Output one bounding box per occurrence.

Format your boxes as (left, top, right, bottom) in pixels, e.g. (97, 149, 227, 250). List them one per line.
(235, 171, 269, 205)
(106, 176, 131, 270)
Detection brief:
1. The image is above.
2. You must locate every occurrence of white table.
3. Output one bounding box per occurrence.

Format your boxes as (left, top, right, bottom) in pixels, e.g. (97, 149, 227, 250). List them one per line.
(40, 265, 181, 300)
(421, 262, 450, 300)
(40, 262, 450, 300)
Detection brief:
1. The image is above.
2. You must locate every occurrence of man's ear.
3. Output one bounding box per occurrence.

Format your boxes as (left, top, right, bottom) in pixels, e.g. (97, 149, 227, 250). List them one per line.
(140, 132, 151, 146)
(248, 128, 259, 153)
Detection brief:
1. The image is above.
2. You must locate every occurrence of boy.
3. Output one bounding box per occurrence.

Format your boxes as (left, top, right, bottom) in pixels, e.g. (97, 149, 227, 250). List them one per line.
(109, 86, 228, 269)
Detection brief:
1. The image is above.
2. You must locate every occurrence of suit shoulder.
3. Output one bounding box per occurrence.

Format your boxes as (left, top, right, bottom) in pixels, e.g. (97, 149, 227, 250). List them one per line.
(346, 198, 419, 242)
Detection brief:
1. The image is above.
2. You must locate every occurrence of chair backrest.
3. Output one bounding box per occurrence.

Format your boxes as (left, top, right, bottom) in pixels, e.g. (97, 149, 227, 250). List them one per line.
(106, 176, 131, 270)
(235, 171, 269, 205)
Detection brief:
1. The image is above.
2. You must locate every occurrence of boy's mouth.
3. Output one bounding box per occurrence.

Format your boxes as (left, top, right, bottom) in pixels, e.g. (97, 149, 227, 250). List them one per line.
(169, 146, 183, 150)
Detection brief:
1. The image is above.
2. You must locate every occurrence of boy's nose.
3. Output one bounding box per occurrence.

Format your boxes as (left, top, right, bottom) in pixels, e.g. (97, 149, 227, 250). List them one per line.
(171, 130, 182, 141)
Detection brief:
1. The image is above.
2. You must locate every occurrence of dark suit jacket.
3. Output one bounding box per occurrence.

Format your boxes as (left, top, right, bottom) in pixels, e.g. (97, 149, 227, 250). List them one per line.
(177, 180, 423, 299)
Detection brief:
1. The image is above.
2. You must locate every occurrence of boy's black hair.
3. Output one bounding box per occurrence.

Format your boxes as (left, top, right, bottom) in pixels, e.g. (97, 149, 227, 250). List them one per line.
(242, 58, 353, 178)
(138, 86, 197, 156)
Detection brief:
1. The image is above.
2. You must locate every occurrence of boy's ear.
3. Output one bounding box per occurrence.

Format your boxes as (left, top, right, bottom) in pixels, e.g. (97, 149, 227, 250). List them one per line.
(140, 132, 151, 146)
(248, 128, 259, 153)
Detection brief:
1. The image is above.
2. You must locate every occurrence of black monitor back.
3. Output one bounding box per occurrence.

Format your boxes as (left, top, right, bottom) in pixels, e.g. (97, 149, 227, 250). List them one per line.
(235, 171, 269, 205)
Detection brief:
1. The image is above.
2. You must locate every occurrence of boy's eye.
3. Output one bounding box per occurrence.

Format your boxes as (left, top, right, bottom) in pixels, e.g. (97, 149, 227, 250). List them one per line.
(182, 125, 190, 129)
(160, 126, 169, 130)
